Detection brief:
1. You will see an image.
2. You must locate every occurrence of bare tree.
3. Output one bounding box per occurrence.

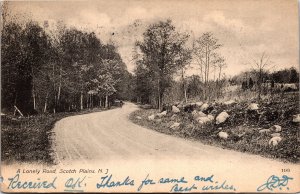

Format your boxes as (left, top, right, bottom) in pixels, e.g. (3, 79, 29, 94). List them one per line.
(193, 32, 222, 84)
(252, 52, 272, 100)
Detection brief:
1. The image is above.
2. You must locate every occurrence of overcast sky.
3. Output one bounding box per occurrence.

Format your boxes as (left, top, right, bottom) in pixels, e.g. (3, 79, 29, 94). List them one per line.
(7, 0, 299, 77)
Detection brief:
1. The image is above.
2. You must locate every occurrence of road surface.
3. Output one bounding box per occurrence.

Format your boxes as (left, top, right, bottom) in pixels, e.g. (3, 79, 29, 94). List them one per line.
(50, 102, 300, 192)
(52, 102, 297, 165)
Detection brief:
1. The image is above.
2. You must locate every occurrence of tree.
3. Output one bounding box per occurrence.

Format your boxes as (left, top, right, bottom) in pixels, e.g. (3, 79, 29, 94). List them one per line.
(177, 48, 192, 103)
(135, 20, 190, 110)
(193, 32, 222, 83)
(252, 52, 272, 100)
(1, 20, 51, 114)
(193, 32, 224, 100)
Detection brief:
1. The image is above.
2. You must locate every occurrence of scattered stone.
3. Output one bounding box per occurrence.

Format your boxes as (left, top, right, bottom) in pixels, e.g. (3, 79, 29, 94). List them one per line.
(271, 133, 281, 137)
(157, 111, 167, 118)
(148, 114, 155, 121)
(199, 111, 207, 117)
(248, 103, 259, 110)
(195, 101, 203, 107)
(270, 125, 282, 132)
(292, 114, 300, 123)
(170, 122, 180, 129)
(259, 129, 270, 133)
(269, 136, 282, 146)
(196, 116, 211, 124)
(224, 100, 235, 105)
(191, 110, 198, 116)
(172, 106, 180, 113)
(200, 103, 209, 111)
(207, 114, 214, 121)
(216, 111, 229, 124)
(218, 131, 229, 139)
(136, 116, 142, 120)
(155, 119, 162, 123)
(170, 114, 177, 120)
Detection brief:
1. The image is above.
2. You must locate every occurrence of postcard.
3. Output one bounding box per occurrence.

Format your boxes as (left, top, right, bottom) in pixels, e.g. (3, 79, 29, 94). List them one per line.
(1, 0, 299, 193)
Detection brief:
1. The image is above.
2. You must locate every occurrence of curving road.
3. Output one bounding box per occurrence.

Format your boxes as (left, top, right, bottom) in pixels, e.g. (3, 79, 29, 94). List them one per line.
(53, 102, 297, 164)
(51, 102, 300, 192)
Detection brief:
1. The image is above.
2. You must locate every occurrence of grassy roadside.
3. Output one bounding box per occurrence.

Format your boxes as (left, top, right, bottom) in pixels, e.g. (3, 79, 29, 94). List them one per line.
(129, 94, 300, 163)
(1, 107, 116, 164)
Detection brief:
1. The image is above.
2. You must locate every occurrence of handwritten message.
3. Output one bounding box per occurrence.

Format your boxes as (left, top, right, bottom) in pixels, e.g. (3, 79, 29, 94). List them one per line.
(4, 168, 294, 193)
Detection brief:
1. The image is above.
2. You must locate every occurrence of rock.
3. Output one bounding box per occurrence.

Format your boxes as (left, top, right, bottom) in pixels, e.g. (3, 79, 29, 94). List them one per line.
(198, 111, 207, 117)
(195, 101, 203, 107)
(218, 131, 229, 139)
(281, 83, 297, 91)
(136, 116, 142, 120)
(157, 111, 167, 118)
(177, 103, 184, 109)
(191, 110, 198, 116)
(216, 111, 229, 124)
(269, 136, 282, 146)
(172, 106, 180, 113)
(170, 122, 180, 129)
(170, 114, 177, 120)
(155, 119, 162, 123)
(292, 114, 300, 123)
(223, 100, 235, 105)
(200, 103, 209, 111)
(270, 125, 282, 132)
(207, 114, 214, 121)
(148, 114, 155, 121)
(271, 133, 281, 137)
(248, 103, 259, 110)
(196, 116, 211, 124)
(259, 129, 270, 133)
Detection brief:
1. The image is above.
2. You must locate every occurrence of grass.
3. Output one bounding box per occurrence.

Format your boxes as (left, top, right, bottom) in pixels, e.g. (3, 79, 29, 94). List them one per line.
(1, 107, 116, 164)
(130, 92, 300, 163)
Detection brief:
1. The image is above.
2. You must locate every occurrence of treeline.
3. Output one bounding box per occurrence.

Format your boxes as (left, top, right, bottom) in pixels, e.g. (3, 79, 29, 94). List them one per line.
(230, 67, 299, 86)
(1, 19, 134, 115)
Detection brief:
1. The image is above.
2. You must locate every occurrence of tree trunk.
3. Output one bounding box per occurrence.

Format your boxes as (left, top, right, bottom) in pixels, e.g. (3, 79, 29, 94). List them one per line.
(44, 92, 49, 113)
(80, 91, 83, 110)
(57, 65, 62, 102)
(184, 87, 188, 103)
(32, 87, 36, 110)
(105, 95, 108, 108)
(86, 94, 89, 108)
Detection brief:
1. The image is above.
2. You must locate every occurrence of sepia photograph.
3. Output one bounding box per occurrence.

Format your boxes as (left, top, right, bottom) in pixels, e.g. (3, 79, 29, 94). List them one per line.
(1, 0, 300, 193)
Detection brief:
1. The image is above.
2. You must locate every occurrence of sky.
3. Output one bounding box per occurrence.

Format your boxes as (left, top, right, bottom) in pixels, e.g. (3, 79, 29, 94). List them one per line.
(6, 0, 299, 77)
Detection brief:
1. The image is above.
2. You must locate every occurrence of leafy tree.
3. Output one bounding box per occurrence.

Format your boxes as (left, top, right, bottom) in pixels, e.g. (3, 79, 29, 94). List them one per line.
(135, 20, 190, 110)
(1, 21, 51, 114)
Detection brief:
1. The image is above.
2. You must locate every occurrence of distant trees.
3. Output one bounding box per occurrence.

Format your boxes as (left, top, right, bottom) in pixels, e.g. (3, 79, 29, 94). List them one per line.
(1, 17, 132, 115)
(272, 67, 299, 83)
(135, 20, 191, 110)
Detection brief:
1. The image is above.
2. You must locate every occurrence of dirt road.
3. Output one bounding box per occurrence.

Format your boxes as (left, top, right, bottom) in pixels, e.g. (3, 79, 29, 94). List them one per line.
(50, 102, 300, 192)
(52, 102, 297, 165)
